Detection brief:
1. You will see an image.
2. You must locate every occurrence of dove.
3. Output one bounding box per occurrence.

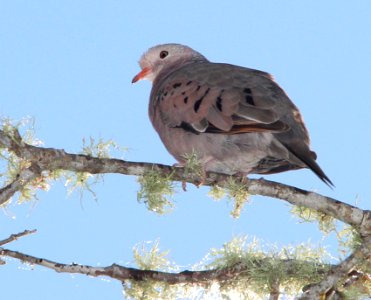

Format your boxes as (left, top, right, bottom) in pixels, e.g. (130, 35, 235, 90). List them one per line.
(132, 43, 333, 186)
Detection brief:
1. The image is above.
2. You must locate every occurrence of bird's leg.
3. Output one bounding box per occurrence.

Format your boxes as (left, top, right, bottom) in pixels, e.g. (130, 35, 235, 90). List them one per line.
(182, 181, 187, 191)
(182, 167, 207, 191)
(194, 167, 207, 188)
(172, 162, 207, 191)
(233, 172, 249, 185)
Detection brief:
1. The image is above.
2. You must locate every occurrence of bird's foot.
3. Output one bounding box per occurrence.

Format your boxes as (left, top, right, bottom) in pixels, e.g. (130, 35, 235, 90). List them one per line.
(181, 170, 206, 191)
(174, 162, 207, 190)
(194, 167, 207, 188)
(233, 172, 249, 185)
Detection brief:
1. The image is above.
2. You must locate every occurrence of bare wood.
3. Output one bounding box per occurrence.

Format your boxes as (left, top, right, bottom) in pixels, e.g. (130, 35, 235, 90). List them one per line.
(0, 229, 37, 246)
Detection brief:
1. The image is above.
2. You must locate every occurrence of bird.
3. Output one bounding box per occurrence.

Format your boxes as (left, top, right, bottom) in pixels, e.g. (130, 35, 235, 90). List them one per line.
(132, 43, 333, 187)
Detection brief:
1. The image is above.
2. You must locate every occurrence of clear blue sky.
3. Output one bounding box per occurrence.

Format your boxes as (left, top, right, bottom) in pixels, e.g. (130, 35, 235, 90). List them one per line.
(0, 1, 370, 299)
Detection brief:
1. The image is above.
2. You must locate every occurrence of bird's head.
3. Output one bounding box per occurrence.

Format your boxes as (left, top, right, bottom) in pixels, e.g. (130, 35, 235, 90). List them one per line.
(132, 43, 207, 83)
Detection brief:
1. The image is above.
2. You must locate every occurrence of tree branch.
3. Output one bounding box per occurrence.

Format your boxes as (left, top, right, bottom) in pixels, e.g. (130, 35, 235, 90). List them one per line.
(0, 229, 37, 265)
(0, 245, 329, 285)
(269, 279, 280, 300)
(0, 229, 37, 247)
(0, 164, 42, 206)
(246, 180, 371, 237)
(300, 236, 371, 299)
(0, 128, 369, 236)
(1, 239, 369, 298)
(1, 128, 370, 297)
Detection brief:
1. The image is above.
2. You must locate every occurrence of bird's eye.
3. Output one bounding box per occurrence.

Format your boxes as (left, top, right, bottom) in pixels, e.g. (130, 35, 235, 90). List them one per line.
(159, 50, 169, 59)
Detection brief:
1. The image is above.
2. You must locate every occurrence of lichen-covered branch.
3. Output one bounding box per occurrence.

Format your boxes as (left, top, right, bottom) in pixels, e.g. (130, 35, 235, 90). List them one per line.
(246, 180, 371, 238)
(269, 280, 280, 300)
(1, 237, 369, 299)
(1, 128, 371, 298)
(0, 164, 41, 206)
(0, 244, 329, 285)
(0, 128, 369, 236)
(300, 236, 371, 299)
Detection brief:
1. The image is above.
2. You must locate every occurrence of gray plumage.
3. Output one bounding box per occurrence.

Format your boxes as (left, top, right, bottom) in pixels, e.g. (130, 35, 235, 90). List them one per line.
(133, 43, 333, 186)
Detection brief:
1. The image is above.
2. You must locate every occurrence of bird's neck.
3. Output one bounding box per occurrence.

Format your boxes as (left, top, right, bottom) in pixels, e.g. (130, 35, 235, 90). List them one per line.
(154, 58, 208, 86)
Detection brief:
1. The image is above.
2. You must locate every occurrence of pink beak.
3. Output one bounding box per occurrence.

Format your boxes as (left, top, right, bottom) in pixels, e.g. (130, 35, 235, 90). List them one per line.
(132, 67, 152, 83)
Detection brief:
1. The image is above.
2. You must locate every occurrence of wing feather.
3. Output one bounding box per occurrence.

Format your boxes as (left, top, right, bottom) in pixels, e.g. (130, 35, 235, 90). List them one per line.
(152, 63, 289, 135)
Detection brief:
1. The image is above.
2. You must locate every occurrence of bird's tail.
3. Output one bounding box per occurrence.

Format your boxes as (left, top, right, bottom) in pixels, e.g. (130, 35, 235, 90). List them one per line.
(286, 144, 334, 188)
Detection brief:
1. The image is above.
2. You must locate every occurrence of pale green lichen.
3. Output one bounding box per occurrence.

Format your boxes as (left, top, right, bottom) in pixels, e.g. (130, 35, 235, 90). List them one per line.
(64, 171, 99, 201)
(182, 150, 204, 180)
(0, 117, 47, 204)
(63, 137, 126, 201)
(291, 206, 363, 256)
(337, 225, 362, 255)
(291, 205, 337, 235)
(133, 240, 173, 271)
(1, 117, 41, 146)
(122, 237, 336, 300)
(137, 169, 175, 214)
(0, 120, 127, 204)
(81, 136, 126, 159)
(123, 241, 179, 300)
(17, 174, 51, 203)
(182, 152, 248, 218)
(208, 178, 249, 218)
(224, 177, 250, 218)
(208, 184, 226, 201)
(207, 236, 330, 298)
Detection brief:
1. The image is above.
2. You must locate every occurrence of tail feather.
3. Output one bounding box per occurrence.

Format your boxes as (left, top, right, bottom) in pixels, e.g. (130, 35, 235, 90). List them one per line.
(284, 144, 334, 188)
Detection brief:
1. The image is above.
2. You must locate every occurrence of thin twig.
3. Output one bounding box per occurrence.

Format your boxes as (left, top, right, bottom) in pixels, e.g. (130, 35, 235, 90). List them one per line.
(0, 229, 37, 246)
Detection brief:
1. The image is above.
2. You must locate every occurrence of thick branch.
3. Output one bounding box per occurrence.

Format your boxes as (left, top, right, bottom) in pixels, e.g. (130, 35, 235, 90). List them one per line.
(300, 236, 371, 299)
(0, 129, 369, 236)
(246, 179, 371, 237)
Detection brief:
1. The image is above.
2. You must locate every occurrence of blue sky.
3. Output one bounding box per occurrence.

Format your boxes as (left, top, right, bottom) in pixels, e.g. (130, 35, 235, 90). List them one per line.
(0, 1, 370, 299)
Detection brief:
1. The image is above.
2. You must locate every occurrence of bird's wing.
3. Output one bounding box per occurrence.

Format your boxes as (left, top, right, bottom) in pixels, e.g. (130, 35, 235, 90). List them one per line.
(151, 62, 333, 186)
(151, 63, 290, 135)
